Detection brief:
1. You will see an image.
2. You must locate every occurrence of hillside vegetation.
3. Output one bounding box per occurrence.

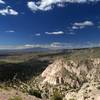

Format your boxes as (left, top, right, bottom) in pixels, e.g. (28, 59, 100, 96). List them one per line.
(0, 47, 100, 100)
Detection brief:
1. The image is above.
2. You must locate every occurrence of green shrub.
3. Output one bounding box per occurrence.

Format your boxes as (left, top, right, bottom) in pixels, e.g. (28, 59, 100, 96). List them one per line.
(69, 99, 76, 100)
(50, 90, 63, 100)
(8, 96, 22, 100)
(97, 86, 100, 90)
(28, 89, 42, 98)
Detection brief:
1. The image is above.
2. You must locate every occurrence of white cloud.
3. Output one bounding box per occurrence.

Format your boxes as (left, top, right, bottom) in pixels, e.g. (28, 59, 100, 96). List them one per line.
(72, 26, 79, 30)
(50, 42, 73, 49)
(45, 31, 64, 35)
(17, 42, 100, 49)
(50, 42, 62, 48)
(0, 6, 18, 16)
(27, 0, 100, 12)
(74, 21, 94, 26)
(24, 44, 35, 48)
(27, 1, 39, 12)
(72, 21, 94, 29)
(6, 30, 15, 33)
(0, 43, 71, 50)
(0, 0, 5, 4)
(35, 33, 41, 36)
(67, 32, 76, 35)
(97, 26, 100, 29)
(1, 41, 100, 50)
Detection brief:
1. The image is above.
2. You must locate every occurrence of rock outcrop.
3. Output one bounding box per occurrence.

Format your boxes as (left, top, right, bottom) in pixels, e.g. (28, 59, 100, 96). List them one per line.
(65, 82, 100, 100)
(41, 58, 100, 87)
(41, 58, 79, 87)
(41, 58, 100, 100)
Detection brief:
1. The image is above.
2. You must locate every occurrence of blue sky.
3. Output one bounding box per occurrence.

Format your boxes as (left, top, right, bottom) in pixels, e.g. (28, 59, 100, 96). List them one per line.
(0, 0, 100, 49)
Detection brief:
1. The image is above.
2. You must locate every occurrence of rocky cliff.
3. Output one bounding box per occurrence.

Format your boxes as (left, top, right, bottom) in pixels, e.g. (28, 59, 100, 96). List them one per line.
(41, 58, 100, 100)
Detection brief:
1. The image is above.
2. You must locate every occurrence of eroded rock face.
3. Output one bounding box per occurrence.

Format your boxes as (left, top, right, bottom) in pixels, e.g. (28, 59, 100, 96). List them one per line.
(41, 58, 100, 88)
(41, 58, 79, 87)
(40, 58, 100, 100)
(65, 82, 100, 100)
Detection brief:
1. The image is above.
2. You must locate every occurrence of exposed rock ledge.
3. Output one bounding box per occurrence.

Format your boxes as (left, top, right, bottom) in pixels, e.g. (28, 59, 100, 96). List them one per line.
(65, 82, 100, 100)
(41, 58, 100, 88)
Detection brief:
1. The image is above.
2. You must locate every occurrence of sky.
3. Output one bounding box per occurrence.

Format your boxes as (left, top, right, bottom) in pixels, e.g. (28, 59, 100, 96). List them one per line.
(0, 0, 100, 49)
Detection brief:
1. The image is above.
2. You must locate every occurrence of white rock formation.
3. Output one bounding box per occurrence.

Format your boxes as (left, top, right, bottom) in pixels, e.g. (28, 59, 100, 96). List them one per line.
(41, 58, 100, 100)
(42, 58, 100, 86)
(41, 58, 79, 87)
(65, 82, 100, 100)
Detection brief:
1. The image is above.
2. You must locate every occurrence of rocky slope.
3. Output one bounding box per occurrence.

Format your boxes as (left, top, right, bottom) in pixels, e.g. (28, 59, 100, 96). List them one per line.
(0, 88, 41, 100)
(41, 58, 100, 99)
(65, 82, 100, 100)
